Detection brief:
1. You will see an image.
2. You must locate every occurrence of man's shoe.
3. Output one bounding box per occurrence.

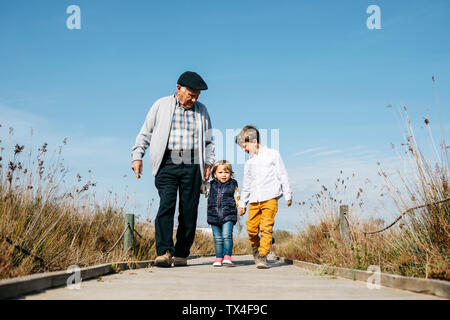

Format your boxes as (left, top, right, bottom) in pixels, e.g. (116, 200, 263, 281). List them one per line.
(256, 254, 269, 269)
(154, 250, 173, 267)
(173, 256, 187, 267)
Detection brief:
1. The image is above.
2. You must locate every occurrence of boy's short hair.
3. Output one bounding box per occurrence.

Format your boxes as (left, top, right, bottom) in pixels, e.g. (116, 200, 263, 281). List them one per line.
(235, 125, 260, 147)
(212, 160, 235, 179)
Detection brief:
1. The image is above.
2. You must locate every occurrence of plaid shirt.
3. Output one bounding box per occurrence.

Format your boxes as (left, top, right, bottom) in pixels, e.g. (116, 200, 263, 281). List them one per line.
(167, 96, 198, 150)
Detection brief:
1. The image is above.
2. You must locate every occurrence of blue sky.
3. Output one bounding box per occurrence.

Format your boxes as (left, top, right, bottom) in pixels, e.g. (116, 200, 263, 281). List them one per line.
(1, 0, 449, 232)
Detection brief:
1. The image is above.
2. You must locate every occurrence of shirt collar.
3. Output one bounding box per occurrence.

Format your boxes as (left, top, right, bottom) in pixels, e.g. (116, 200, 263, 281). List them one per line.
(250, 145, 266, 158)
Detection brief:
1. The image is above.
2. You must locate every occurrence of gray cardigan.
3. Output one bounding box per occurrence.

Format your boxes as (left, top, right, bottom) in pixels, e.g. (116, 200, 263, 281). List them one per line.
(131, 95, 215, 180)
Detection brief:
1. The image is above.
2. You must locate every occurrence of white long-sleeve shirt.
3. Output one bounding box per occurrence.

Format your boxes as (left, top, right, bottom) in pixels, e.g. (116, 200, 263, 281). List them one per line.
(238, 145, 292, 208)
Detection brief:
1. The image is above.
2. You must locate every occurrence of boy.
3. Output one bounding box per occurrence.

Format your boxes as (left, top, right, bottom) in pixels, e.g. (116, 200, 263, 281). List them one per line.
(236, 125, 292, 269)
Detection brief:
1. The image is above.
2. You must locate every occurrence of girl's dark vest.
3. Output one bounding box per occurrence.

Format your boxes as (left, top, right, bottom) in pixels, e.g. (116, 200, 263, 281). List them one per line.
(207, 178, 238, 226)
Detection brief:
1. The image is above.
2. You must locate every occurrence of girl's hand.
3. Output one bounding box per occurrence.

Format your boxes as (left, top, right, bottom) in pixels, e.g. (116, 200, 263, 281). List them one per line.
(287, 200, 292, 207)
(238, 207, 246, 216)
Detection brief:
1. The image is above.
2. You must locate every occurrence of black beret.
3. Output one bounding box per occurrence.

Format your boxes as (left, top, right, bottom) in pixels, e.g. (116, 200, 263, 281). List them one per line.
(177, 71, 208, 91)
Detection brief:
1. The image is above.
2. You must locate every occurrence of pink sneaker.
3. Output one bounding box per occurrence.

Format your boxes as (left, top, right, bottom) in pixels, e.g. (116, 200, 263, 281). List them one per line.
(223, 255, 233, 266)
(213, 258, 223, 267)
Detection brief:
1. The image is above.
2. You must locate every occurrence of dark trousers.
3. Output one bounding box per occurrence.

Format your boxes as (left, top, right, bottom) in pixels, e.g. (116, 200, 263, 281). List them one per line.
(154, 151, 202, 257)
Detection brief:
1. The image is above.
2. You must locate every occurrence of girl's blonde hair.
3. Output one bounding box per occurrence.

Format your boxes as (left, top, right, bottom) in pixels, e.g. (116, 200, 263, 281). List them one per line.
(212, 160, 235, 179)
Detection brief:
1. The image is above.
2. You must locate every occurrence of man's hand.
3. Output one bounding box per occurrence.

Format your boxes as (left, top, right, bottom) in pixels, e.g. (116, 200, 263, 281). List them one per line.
(132, 160, 143, 179)
(238, 207, 246, 216)
(287, 200, 292, 207)
(204, 164, 211, 181)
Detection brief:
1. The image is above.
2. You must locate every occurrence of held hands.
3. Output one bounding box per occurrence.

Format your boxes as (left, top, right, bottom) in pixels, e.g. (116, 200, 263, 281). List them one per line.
(204, 164, 211, 181)
(132, 160, 143, 179)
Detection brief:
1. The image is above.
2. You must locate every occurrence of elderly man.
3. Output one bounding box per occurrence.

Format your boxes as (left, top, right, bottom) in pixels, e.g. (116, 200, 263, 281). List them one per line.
(131, 71, 215, 267)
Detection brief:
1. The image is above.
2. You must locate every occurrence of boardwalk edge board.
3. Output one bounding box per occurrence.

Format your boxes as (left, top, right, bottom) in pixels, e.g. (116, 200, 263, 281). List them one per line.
(0, 254, 216, 300)
(276, 256, 450, 299)
(1, 254, 448, 300)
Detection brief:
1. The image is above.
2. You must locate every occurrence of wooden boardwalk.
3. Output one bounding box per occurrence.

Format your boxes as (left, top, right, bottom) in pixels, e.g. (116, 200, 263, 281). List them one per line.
(20, 255, 441, 300)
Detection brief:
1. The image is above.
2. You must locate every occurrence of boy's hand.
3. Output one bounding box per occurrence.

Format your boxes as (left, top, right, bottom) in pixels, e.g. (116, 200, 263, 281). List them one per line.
(287, 200, 292, 207)
(238, 207, 246, 216)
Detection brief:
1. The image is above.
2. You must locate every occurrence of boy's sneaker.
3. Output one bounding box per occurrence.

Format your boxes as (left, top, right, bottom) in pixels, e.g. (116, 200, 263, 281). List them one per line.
(256, 254, 269, 269)
(251, 246, 259, 263)
(213, 258, 223, 267)
(154, 250, 173, 267)
(223, 255, 233, 266)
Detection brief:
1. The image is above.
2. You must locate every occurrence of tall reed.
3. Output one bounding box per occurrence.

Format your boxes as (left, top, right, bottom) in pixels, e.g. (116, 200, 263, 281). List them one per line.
(0, 129, 249, 279)
(274, 107, 449, 280)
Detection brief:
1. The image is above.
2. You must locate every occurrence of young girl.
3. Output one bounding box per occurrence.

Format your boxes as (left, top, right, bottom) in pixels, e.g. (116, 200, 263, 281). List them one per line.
(206, 160, 240, 267)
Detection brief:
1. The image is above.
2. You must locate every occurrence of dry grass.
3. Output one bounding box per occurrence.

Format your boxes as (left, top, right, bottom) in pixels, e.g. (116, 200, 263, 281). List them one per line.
(0, 129, 250, 280)
(2, 98, 447, 281)
(0, 133, 155, 279)
(274, 107, 449, 280)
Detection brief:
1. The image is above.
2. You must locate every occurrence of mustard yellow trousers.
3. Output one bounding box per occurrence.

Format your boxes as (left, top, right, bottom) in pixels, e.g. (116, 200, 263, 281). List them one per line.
(246, 198, 278, 255)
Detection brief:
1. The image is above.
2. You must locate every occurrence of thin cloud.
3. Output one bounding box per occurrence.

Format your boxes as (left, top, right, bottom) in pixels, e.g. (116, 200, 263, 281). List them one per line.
(310, 146, 364, 158)
(0, 104, 127, 161)
(345, 146, 363, 151)
(292, 147, 327, 157)
(0, 104, 50, 133)
(312, 149, 344, 157)
(285, 152, 403, 224)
